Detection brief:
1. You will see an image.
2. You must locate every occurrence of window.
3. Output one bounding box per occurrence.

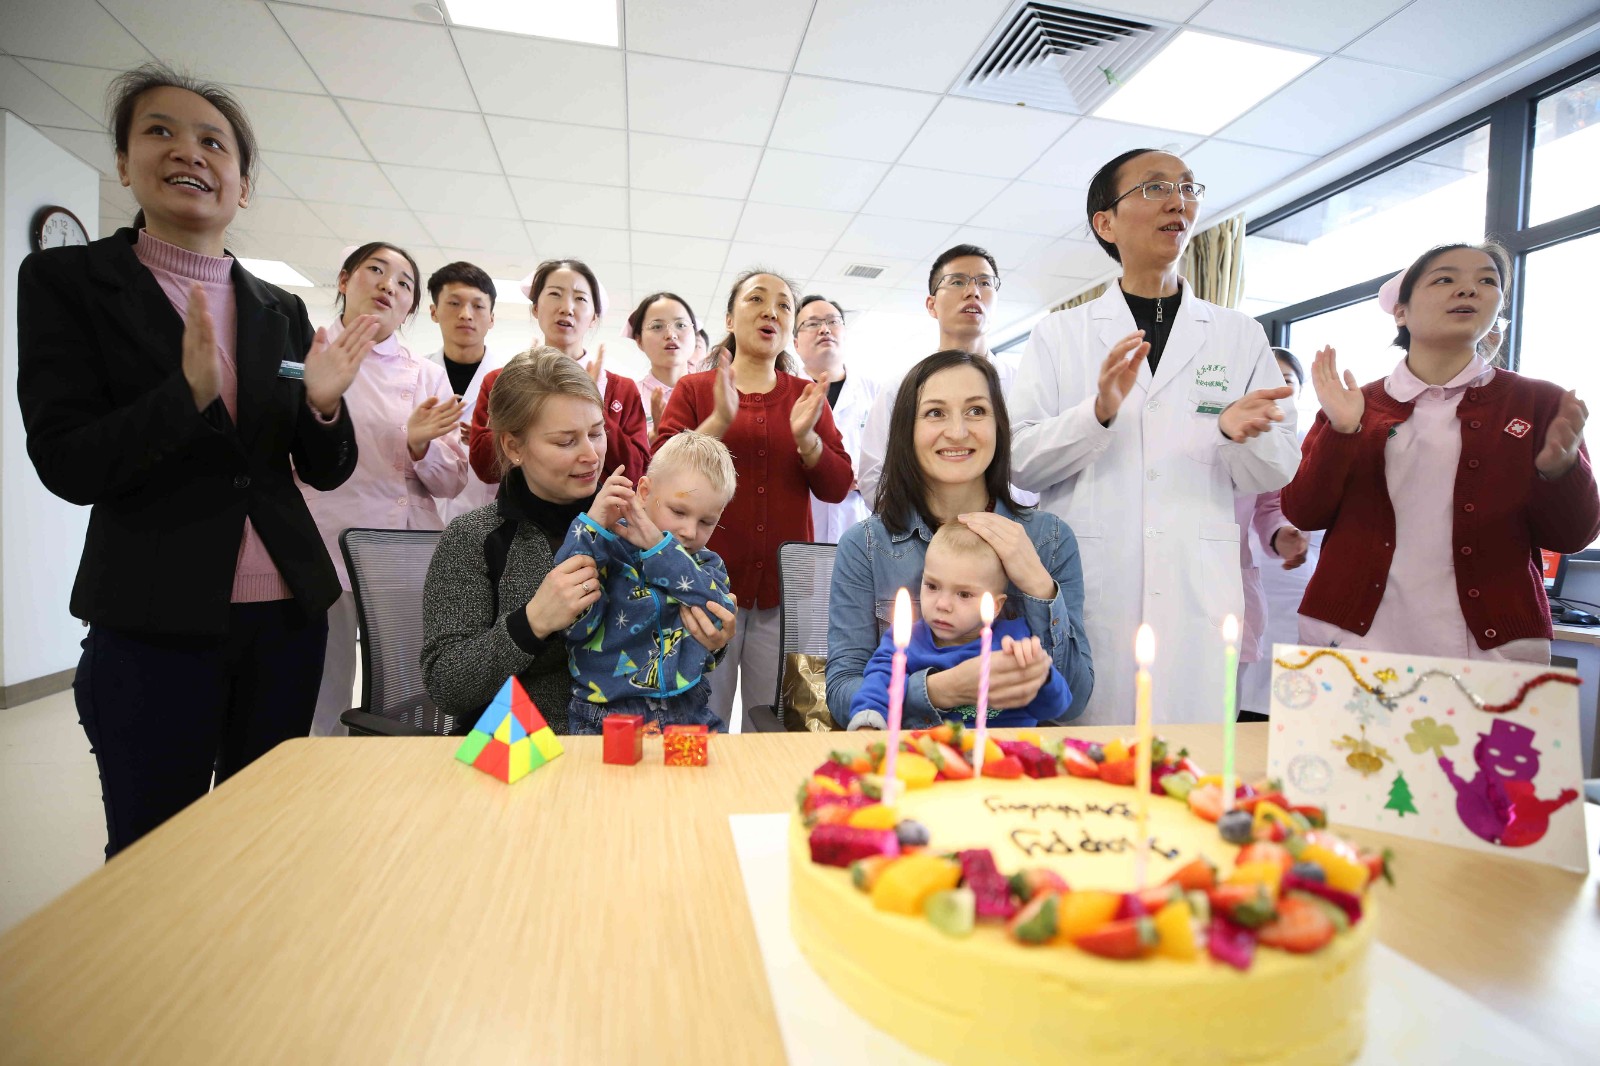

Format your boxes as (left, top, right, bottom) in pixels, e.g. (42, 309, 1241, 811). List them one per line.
(1530, 70, 1600, 228)
(1283, 298, 1393, 437)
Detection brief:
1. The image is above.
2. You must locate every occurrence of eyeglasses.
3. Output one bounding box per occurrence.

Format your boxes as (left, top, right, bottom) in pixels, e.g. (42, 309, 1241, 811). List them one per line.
(644, 319, 694, 334)
(797, 315, 845, 333)
(1104, 180, 1206, 210)
(934, 273, 1001, 294)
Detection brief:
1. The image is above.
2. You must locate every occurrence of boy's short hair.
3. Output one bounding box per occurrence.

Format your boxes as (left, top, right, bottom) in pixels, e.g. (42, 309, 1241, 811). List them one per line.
(927, 523, 1006, 590)
(649, 431, 737, 504)
(427, 261, 497, 309)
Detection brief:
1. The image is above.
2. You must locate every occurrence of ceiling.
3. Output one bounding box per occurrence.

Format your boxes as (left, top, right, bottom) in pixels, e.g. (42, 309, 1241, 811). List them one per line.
(3, 0, 1598, 368)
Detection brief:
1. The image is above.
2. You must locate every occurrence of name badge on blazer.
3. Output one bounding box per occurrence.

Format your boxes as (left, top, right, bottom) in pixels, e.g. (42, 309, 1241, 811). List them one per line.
(278, 360, 305, 380)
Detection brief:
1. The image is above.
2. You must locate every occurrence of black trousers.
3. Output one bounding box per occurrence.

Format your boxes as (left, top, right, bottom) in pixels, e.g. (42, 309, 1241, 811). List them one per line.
(75, 600, 328, 859)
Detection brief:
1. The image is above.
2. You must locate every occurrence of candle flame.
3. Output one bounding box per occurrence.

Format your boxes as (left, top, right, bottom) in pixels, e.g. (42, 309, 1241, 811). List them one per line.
(1223, 614, 1239, 643)
(980, 591, 995, 625)
(893, 588, 912, 648)
(1135, 624, 1155, 667)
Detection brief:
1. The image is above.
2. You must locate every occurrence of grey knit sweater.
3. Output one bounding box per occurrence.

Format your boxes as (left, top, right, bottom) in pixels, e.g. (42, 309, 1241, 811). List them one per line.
(421, 503, 572, 733)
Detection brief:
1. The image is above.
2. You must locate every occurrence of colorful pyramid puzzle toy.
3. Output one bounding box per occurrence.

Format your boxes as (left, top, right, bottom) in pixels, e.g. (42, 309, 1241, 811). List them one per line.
(454, 677, 564, 783)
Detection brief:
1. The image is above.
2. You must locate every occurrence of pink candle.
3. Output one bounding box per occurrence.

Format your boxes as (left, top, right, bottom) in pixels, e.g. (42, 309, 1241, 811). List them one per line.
(881, 589, 913, 802)
(972, 592, 996, 776)
(1134, 624, 1155, 889)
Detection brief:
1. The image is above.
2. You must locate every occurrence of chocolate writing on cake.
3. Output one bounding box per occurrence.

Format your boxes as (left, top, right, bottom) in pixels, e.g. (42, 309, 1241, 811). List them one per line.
(982, 797, 1135, 821)
(1008, 827, 1180, 860)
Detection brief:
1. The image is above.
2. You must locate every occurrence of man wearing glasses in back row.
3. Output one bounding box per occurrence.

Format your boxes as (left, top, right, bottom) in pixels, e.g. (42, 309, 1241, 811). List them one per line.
(857, 243, 1035, 506)
(1009, 149, 1299, 728)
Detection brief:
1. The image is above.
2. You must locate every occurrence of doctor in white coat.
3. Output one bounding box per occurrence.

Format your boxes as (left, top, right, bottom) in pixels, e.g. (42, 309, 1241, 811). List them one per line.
(1011, 149, 1299, 725)
(795, 294, 885, 542)
(423, 262, 513, 523)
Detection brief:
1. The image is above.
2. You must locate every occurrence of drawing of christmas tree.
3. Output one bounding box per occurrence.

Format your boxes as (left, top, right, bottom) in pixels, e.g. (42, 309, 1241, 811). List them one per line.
(1384, 771, 1418, 817)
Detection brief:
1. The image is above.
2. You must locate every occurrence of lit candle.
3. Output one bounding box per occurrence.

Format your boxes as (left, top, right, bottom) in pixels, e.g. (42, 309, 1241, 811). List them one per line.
(1221, 614, 1240, 813)
(972, 592, 996, 777)
(881, 588, 913, 803)
(1134, 624, 1155, 889)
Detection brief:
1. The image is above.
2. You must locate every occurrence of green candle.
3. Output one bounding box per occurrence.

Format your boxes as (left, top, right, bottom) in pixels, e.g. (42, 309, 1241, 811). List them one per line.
(1222, 614, 1240, 812)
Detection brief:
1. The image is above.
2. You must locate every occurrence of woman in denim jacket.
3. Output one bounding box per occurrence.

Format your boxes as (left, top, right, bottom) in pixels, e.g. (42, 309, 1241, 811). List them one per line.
(827, 351, 1093, 728)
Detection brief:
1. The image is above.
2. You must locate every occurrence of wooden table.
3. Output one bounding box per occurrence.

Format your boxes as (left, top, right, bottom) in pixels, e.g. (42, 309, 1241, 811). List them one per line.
(1, 725, 1596, 1064)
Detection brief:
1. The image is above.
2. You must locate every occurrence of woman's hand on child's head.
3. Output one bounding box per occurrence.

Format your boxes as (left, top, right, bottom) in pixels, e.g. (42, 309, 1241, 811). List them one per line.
(681, 600, 736, 654)
(1311, 346, 1362, 434)
(304, 313, 382, 418)
(618, 495, 662, 550)
(586, 466, 635, 529)
(406, 395, 466, 457)
(1536, 389, 1588, 480)
(956, 512, 1055, 600)
(525, 554, 602, 639)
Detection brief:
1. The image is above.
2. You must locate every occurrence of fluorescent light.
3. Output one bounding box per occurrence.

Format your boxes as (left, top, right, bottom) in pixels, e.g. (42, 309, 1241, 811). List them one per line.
(491, 279, 530, 305)
(443, 0, 618, 47)
(1093, 31, 1317, 136)
(239, 258, 314, 287)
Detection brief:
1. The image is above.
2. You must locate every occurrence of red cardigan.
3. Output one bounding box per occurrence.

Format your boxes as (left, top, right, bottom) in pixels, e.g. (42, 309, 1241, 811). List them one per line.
(468, 368, 650, 486)
(654, 370, 853, 610)
(1281, 369, 1600, 649)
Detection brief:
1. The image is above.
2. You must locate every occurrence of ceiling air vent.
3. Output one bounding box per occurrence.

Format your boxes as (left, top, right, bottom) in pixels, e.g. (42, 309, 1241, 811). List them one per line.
(842, 264, 886, 280)
(955, 2, 1176, 115)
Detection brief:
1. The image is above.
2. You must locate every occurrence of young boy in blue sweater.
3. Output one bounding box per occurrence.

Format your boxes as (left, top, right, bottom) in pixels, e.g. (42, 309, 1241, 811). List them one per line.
(553, 432, 739, 734)
(844, 523, 1069, 730)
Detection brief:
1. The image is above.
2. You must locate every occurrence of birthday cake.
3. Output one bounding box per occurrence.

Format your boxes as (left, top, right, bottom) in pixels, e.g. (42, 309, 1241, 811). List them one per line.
(790, 728, 1390, 1065)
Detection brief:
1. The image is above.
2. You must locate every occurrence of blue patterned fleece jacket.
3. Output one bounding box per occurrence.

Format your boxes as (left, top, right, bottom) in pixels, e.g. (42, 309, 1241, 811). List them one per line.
(552, 514, 738, 702)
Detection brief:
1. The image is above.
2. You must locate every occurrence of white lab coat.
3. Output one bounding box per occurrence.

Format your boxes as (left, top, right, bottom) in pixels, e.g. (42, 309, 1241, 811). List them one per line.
(1009, 283, 1299, 725)
(809, 369, 886, 543)
(427, 347, 514, 523)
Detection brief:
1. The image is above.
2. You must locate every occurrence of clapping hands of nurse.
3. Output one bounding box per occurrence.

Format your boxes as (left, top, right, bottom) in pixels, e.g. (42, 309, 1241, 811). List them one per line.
(1093, 330, 1150, 425)
(301, 311, 381, 419)
(1311, 345, 1363, 435)
(1274, 526, 1310, 569)
(1536, 390, 1589, 480)
(700, 364, 739, 437)
(405, 394, 466, 460)
(1219, 384, 1293, 442)
(586, 343, 606, 386)
(956, 512, 1056, 600)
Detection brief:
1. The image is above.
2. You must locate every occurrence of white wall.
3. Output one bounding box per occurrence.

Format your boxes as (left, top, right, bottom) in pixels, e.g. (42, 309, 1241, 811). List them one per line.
(0, 112, 95, 688)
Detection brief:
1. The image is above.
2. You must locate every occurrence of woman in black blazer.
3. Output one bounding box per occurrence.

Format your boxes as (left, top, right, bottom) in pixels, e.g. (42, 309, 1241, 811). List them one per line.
(16, 64, 374, 857)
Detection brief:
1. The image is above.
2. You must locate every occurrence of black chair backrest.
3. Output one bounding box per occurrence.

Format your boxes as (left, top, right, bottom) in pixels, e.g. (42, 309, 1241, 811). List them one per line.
(339, 528, 456, 735)
(775, 540, 838, 714)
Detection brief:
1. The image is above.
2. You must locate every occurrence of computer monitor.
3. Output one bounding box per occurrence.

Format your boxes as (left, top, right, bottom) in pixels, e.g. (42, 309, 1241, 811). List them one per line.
(1541, 550, 1568, 597)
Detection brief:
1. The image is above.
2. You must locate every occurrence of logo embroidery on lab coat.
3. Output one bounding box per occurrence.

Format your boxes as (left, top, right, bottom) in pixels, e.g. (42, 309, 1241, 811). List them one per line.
(1195, 363, 1229, 390)
(1504, 418, 1531, 439)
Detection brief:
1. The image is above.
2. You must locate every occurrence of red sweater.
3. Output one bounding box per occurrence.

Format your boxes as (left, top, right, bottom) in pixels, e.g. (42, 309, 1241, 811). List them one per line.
(469, 368, 650, 485)
(1281, 370, 1600, 649)
(654, 370, 853, 609)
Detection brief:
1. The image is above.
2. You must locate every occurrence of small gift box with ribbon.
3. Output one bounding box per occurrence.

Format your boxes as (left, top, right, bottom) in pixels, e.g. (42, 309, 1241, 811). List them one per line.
(663, 724, 709, 767)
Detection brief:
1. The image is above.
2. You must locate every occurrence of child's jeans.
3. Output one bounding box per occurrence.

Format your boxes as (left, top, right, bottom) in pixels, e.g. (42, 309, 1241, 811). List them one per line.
(566, 684, 723, 735)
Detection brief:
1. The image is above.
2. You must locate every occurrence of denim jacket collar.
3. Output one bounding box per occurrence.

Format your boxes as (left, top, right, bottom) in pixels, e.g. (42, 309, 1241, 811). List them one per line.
(886, 498, 1016, 544)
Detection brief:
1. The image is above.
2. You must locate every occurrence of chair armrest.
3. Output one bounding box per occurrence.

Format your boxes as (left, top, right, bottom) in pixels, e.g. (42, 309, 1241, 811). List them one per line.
(340, 709, 432, 737)
(742, 703, 787, 733)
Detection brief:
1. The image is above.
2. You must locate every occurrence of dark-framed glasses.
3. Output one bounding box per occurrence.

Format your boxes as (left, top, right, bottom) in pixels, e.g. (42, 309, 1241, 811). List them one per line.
(934, 273, 1001, 293)
(1105, 180, 1206, 209)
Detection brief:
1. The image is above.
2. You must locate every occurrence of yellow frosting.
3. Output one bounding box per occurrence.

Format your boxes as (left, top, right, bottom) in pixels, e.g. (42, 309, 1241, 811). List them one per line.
(790, 775, 1372, 1065)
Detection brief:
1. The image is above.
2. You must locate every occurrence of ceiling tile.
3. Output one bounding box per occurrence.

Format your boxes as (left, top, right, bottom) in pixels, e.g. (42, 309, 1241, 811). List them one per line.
(0, 0, 150, 68)
(0, 57, 100, 130)
(899, 99, 1076, 180)
(628, 134, 761, 199)
(732, 202, 854, 250)
(1181, 139, 1318, 216)
(37, 125, 118, 177)
(223, 232, 346, 275)
(16, 60, 118, 126)
(489, 116, 627, 185)
(814, 251, 921, 288)
(384, 164, 518, 218)
(967, 180, 1082, 236)
(432, 249, 539, 281)
(99, 178, 137, 212)
(452, 28, 626, 128)
(767, 76, 940, 163)
(232, 86, 370, 161)
(630, 266, 724, 302)
(833, 216, 956, 262)
(512, 178, 629, 229)
(724, 242, 825, 278)
(629, 190, 743, 240)
(301, 202, 427, 246)
(417, 212, 531, 255)
(340, 99, 499, 168)
(794, 0, 1012, 93)
(1035, 237, 1115, 279)
(623, 0, 812, 70)
(1105, 0, 1209, 17)
(525, 222, 632, 264)
(1341, 0, 1600, 80)
(630, 232, 730, 272)
(241, 196, 339, 238)
(1189, 0, 1406, 52)
(1219, 58, 1454, 156)
(626, 54, 786, 145)
(748, 149, 889, 212)
(1022, 117, 1202, 189)
(944, 227, 1050, 270)
(268, 153, 405, 210)
(270, 4, 476, 111)
(860, 166, 1010, 224)
(99, 0, 321, 93)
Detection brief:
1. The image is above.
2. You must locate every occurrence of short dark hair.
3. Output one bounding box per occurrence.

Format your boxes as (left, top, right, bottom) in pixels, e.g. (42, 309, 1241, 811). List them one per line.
(796, 294, 845, 335)
(628, 292, 699, 338)
(1085, 147, 1162, 263)
(528, 258, 604, 316)
(336, 242, 424, 320)
(107, 63, 259, 233)
(427, 261, 496, 309)
(1270, 347, 1305, 386)
(1392, 241, 1511, 353)
(928, 245, 1000, 295)
(876, 350, 1027, 534)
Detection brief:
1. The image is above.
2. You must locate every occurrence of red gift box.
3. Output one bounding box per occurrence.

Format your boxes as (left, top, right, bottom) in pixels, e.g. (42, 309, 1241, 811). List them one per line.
(603, 714, 645, 766)
(663, 724, 709, 767)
